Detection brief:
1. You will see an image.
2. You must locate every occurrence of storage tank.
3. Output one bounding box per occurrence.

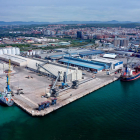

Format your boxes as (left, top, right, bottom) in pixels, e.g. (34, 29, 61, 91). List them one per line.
(27, 52, 29, 55)
(2, 48, 7, 54)
(29, 51, 32, 55)
(11, 47, 16, 55)
(7, 48, 11, 55)
(28, 50, 32, 55)
(33, 51, 35, 55)
(15, 48, 20, 55)
(0, 49, 3, 55)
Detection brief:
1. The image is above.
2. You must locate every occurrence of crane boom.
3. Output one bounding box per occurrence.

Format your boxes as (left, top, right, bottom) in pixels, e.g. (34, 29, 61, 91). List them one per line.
(7, 59, 11, 92)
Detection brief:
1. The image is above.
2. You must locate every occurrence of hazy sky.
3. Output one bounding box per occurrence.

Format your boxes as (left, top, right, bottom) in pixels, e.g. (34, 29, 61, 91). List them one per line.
(0, 0, 140, 22)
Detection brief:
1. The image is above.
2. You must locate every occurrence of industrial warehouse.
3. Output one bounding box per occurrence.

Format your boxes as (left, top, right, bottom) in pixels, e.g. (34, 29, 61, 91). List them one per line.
(45, 49, 104, 60)
(59, 57, 106, 71)
(0, 46, 138, 116)
(58, 57, 123, 72)
(26, 59, 82, 81)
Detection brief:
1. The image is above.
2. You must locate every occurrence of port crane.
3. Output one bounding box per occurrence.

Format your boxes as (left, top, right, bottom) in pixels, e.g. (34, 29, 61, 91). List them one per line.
(61, 52, 70, 89)
(50, 71, 61, 97)
(6, 59, 11, 92)
(0, 59, 14, 106)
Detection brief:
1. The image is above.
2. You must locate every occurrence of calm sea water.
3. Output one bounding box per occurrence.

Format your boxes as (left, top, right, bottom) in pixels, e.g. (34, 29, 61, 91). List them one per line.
(0, 79, 140, 140)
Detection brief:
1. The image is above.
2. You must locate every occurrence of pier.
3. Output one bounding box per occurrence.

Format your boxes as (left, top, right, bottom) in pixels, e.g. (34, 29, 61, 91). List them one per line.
(13, 72, 120, 116)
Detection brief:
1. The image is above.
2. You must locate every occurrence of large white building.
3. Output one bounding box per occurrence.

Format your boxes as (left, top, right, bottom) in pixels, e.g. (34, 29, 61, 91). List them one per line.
(0, 55, 27, 66)
(92, 58, 123, 70)
(0, 54, 82, 81)
(27, 60, 82, 81)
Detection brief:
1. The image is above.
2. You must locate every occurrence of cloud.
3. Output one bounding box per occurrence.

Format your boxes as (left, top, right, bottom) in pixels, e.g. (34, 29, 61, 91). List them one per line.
(0, 0, 140, 22)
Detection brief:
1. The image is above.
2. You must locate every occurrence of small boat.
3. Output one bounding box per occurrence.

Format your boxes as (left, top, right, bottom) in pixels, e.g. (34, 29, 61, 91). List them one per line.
(0, 90, 14, 106)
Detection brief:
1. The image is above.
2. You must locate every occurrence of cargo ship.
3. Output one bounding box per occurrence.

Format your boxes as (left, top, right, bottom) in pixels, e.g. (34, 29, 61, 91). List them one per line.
(120, 66, 140, 81)
(0, 90, 14, 106)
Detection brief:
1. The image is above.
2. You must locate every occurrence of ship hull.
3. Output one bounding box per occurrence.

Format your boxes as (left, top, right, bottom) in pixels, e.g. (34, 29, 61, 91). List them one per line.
(0, 98, 14, 106)
(120, 72, 140, 81)
(0, 99, 7, 106)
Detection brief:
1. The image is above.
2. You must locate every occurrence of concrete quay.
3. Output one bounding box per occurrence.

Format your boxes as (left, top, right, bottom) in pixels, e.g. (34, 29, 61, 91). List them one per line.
(13, 73, 120, 117)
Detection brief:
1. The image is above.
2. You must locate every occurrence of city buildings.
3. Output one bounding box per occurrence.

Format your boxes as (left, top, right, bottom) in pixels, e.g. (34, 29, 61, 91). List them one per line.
(114, 36, 129, 47)
(77, 31, 83, 39)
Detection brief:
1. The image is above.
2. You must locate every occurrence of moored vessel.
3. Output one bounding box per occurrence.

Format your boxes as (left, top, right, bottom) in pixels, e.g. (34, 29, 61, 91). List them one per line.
(120, 65, 140, 81)
(0, 90, 14, 106)
(0, 59, 14, 106)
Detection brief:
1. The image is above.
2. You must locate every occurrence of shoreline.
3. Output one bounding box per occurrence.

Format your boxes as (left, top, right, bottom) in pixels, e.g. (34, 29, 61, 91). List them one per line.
(13, 74, 120, 117)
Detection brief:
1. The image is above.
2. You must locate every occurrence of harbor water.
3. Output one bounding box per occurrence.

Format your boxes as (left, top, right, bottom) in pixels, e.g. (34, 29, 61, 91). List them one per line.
(0, 79, 140, 140)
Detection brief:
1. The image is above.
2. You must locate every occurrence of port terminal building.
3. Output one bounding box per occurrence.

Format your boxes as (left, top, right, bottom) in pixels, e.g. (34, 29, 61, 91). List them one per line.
(0, 54, 28, 66)
(91, 58, 123, 71)
(0, 54, 82, 81)
(79, 50, 104, 58)
(45, 50, 104, 60)
(26, 60, 82, 81)
(58, 57, 109, 72)
(59, 57, 123, 72)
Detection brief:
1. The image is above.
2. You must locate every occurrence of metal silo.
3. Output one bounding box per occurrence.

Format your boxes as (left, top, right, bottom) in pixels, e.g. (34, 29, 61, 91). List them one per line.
(7, 48, 11, 55)
(2, 48, 7, 54)
(15, 48, 20, 55)
(0, 49, 3, 55)
(33, 51, 35, 55)
(11, 47, 16, 55)
(29, 50, 32, 55)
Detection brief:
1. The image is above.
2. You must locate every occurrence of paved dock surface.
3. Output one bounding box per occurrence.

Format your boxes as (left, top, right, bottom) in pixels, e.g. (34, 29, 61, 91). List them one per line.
(12, 69, 120, 116)
(0, 66, 121, 116)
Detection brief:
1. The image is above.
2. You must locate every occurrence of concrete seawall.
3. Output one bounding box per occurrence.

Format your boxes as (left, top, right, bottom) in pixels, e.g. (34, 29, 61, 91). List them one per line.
(13, 75, 120, 117)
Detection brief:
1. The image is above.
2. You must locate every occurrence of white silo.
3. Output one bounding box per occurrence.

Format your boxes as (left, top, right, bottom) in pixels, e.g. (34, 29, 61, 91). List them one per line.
(29, 50, 32, 55)
(27, 52, 29, 55)
(11, 47, 16, 55)
(15, 48, 20, 55)
(0, 49, 3, 55)
(2, 48, 7, 54)
(33, 51, 35, 55)
(7, 48, 11, 55)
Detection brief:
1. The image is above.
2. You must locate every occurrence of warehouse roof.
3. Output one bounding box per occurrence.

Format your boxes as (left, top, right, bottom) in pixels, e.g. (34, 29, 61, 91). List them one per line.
(103, 54, 117, 59)
(39, 64, 71, 76)
(0, 54, 27, 63)
(49, 53, 78, 59)
(114, 51, 134, 55)
(65, 49, 90, 54)
(79, 50, 104, 56)
(59, 58, 104, 70)
(92, 58, 123, 64)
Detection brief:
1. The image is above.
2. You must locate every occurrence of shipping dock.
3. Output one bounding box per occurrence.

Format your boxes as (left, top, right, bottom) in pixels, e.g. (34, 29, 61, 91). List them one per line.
(0, 66, 120, 116)
(0, 48, 140, 117)
(13, 75, 120, 116)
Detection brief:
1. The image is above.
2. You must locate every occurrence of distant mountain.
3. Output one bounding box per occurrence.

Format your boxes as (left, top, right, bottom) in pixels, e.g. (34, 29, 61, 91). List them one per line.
(0, 21, 50, 25)
(53, 20, 138, 24)
(106, 20, 132, 24)
(0, 20, 139, 25)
